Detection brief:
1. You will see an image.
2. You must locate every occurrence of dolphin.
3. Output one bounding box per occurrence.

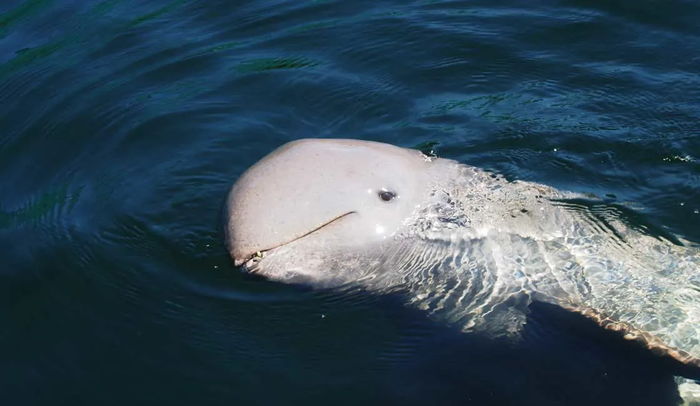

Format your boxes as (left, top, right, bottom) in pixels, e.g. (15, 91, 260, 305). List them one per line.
(225, 138, 700, 404)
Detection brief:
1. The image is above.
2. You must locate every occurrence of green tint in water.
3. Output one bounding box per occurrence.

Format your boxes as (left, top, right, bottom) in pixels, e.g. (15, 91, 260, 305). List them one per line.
(234, 56, 320, 73)
(0, 184, 81, 228)
(127, 0, 189, 27)
(0, 0, 53, 36)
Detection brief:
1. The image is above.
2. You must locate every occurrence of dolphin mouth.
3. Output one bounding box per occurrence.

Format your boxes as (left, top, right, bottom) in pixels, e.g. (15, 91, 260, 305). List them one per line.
(234, 211, 357, 267)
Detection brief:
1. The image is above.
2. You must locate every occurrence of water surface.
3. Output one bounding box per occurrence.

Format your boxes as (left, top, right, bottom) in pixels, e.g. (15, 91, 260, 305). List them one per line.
(1, 1, 699, 405)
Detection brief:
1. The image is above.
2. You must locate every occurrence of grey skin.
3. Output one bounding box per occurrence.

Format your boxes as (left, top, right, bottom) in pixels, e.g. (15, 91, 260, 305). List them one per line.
(226, 139, 700, 404)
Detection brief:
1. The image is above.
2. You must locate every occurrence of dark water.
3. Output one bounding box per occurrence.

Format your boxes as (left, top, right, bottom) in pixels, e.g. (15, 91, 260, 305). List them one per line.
(1, 1, 699, 405)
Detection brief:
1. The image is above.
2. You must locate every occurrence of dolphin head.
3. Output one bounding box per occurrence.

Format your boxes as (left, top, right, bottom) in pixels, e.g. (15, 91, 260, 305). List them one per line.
(225, 138, 441, 283)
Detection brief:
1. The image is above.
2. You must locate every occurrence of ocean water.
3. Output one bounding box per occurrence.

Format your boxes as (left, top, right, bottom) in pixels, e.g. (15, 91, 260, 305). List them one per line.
(1, 1, 699, 405)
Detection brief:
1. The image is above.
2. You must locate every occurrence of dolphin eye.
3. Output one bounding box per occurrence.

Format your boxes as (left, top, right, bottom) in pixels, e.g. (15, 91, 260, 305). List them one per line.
(378, 190, 396, 202)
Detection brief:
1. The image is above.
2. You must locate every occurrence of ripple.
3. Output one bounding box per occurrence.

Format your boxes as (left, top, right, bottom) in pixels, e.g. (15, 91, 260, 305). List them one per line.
(0, 183, 81, 229)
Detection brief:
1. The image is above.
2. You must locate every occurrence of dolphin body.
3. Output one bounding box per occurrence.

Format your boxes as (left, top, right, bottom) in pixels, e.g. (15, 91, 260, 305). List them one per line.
(226, 139, 700, 404)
